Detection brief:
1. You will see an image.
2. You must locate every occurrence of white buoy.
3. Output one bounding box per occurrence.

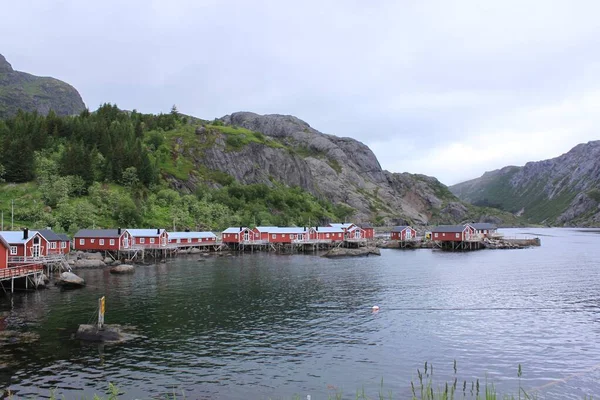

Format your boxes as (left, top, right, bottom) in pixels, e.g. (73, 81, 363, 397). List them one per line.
(372, 305, 380, 312)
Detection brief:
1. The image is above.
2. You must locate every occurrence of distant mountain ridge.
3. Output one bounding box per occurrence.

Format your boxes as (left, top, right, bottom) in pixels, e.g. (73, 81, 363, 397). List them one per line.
(0, 53, 85, 118)
(166, 111, 520, 226)
(450, 141, 600, 226)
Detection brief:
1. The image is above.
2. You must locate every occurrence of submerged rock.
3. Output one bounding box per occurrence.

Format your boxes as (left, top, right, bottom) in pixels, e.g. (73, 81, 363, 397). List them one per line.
(321, 247, 381, 258)
(75, 324, 137, 343)
(109, 264, 135, 274)
(55, 272, 85, 288)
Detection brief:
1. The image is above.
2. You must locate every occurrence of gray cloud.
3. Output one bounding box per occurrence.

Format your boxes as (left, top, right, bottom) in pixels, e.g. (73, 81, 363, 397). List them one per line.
(2, 0, 599, 184)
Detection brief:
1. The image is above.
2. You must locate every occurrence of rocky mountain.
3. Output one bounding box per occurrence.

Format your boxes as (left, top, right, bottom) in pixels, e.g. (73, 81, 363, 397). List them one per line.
(169, 112, 518, 226)
(0, 53, 85, 119)
(450, 141, 600, 226)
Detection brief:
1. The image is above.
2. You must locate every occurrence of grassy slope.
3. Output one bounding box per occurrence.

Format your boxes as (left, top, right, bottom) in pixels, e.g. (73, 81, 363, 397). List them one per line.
(413, 174, 523, 226)
(451, 168, 579, 224)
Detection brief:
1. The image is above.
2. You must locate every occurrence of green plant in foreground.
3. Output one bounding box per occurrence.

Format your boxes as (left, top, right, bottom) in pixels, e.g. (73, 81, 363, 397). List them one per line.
(7, 363, 596, 400)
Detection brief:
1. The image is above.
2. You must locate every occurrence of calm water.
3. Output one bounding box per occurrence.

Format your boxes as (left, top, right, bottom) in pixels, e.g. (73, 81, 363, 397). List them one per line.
(1, 228, 600, 399)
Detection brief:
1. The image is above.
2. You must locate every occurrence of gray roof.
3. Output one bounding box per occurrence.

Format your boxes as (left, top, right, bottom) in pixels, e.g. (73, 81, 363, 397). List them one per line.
(0, 230, 41, 244)
(391, 226, 412, 232)
(74, 229, 123, 238)
(312, 226, 344, 233)
(223, 227, 248, 234)
(57, 234, 70, 241)
(471, 223, 497, 230)
(126, 229, 165, 237)
(431, 225, 469, 233)
(358, 223, 373, 229)
(37, 229, 62, 241)
(169, 231, 216, 239)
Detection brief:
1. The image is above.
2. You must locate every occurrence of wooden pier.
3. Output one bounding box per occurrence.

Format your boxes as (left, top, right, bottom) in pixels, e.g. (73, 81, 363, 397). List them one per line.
(0, 264, 45, 294)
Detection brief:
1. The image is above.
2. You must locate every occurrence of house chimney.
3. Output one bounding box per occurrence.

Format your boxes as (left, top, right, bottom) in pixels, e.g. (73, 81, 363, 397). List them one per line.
(157, 228, 160, 234)
(239, 226, 242, 231)
(316, 227, 319, 231)
(185, 228, 190, 232)
(118, 227, 122, 235)
(23, 228, 29, 240)
(304, 226, 306, 231)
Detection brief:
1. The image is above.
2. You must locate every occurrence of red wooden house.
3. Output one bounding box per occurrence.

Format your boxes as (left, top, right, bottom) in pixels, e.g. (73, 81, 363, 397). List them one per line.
(358, 223, 375, 239)
(346, 225, 366, 240)
(264, 227, 307, 244)
(74, 228, 132, 251)
(391, 226, 417, 241)
(126, 229, 168, 248)
(222, 227, 253, 244)
(0, 229, 49, 262)
(431, 224, 476, 242)
(38, 229, 71, 254)
(168, 231, 217, 245)
(309, 227, 345, 242)
(0, 235, 9, 269)
(471, 223, 498, 238)
(254, 227, 276, 242)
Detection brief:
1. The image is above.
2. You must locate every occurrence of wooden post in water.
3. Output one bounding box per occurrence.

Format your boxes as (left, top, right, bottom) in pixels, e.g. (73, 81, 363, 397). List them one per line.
(98, 296, 105, 329)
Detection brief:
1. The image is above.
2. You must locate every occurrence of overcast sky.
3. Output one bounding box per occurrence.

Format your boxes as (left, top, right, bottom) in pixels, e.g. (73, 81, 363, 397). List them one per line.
(2, 0, 599, 185)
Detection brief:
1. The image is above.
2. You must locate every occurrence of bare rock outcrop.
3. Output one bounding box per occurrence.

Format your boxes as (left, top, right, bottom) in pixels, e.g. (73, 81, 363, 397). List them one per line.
(173, 112, 489, 225)
(0, 53, 86, 119)
(451, 141, 600, 226)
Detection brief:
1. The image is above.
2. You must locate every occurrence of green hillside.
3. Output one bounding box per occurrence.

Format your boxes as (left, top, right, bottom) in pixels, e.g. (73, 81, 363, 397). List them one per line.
(0, 105, 353, 234)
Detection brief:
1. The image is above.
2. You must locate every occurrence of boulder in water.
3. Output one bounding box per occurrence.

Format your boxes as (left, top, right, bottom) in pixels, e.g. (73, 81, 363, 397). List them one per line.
(73, 259, 106, 268)
(321, 247, 381, 258)
(75, 324, 132, 343)
(109, 264, 135, 274)
(55, 272, 85, 288)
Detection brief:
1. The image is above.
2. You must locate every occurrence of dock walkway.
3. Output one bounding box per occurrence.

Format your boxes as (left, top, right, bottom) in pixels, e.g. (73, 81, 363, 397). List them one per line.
(0, 264, 45, 294)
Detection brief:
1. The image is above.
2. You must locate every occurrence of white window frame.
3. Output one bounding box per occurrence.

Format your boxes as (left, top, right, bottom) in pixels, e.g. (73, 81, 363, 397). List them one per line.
(99, 239, 104, 245)
(326, 233, 330, 238)
(91, 239, 95, 244)
(79, 239, 85, 245)
(150, 238, 155, 244)
(10, 246, 17, 255)
(140, 238, 145, 244)
(188, 238, 192, 243)
(272, 234, 276, 239)
(110, 239, 115, 246)
(51, 242, 57, 249)
(61, 241, 66, 249)
(455, 233, 460, 238)
(434, 233, 438, 238)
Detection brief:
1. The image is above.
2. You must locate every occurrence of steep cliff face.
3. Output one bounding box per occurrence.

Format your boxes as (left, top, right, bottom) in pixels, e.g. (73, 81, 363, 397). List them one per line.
(450, 141, 600, 226)
(0, 53, 86, 119)
(169, 112, 517, 225)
